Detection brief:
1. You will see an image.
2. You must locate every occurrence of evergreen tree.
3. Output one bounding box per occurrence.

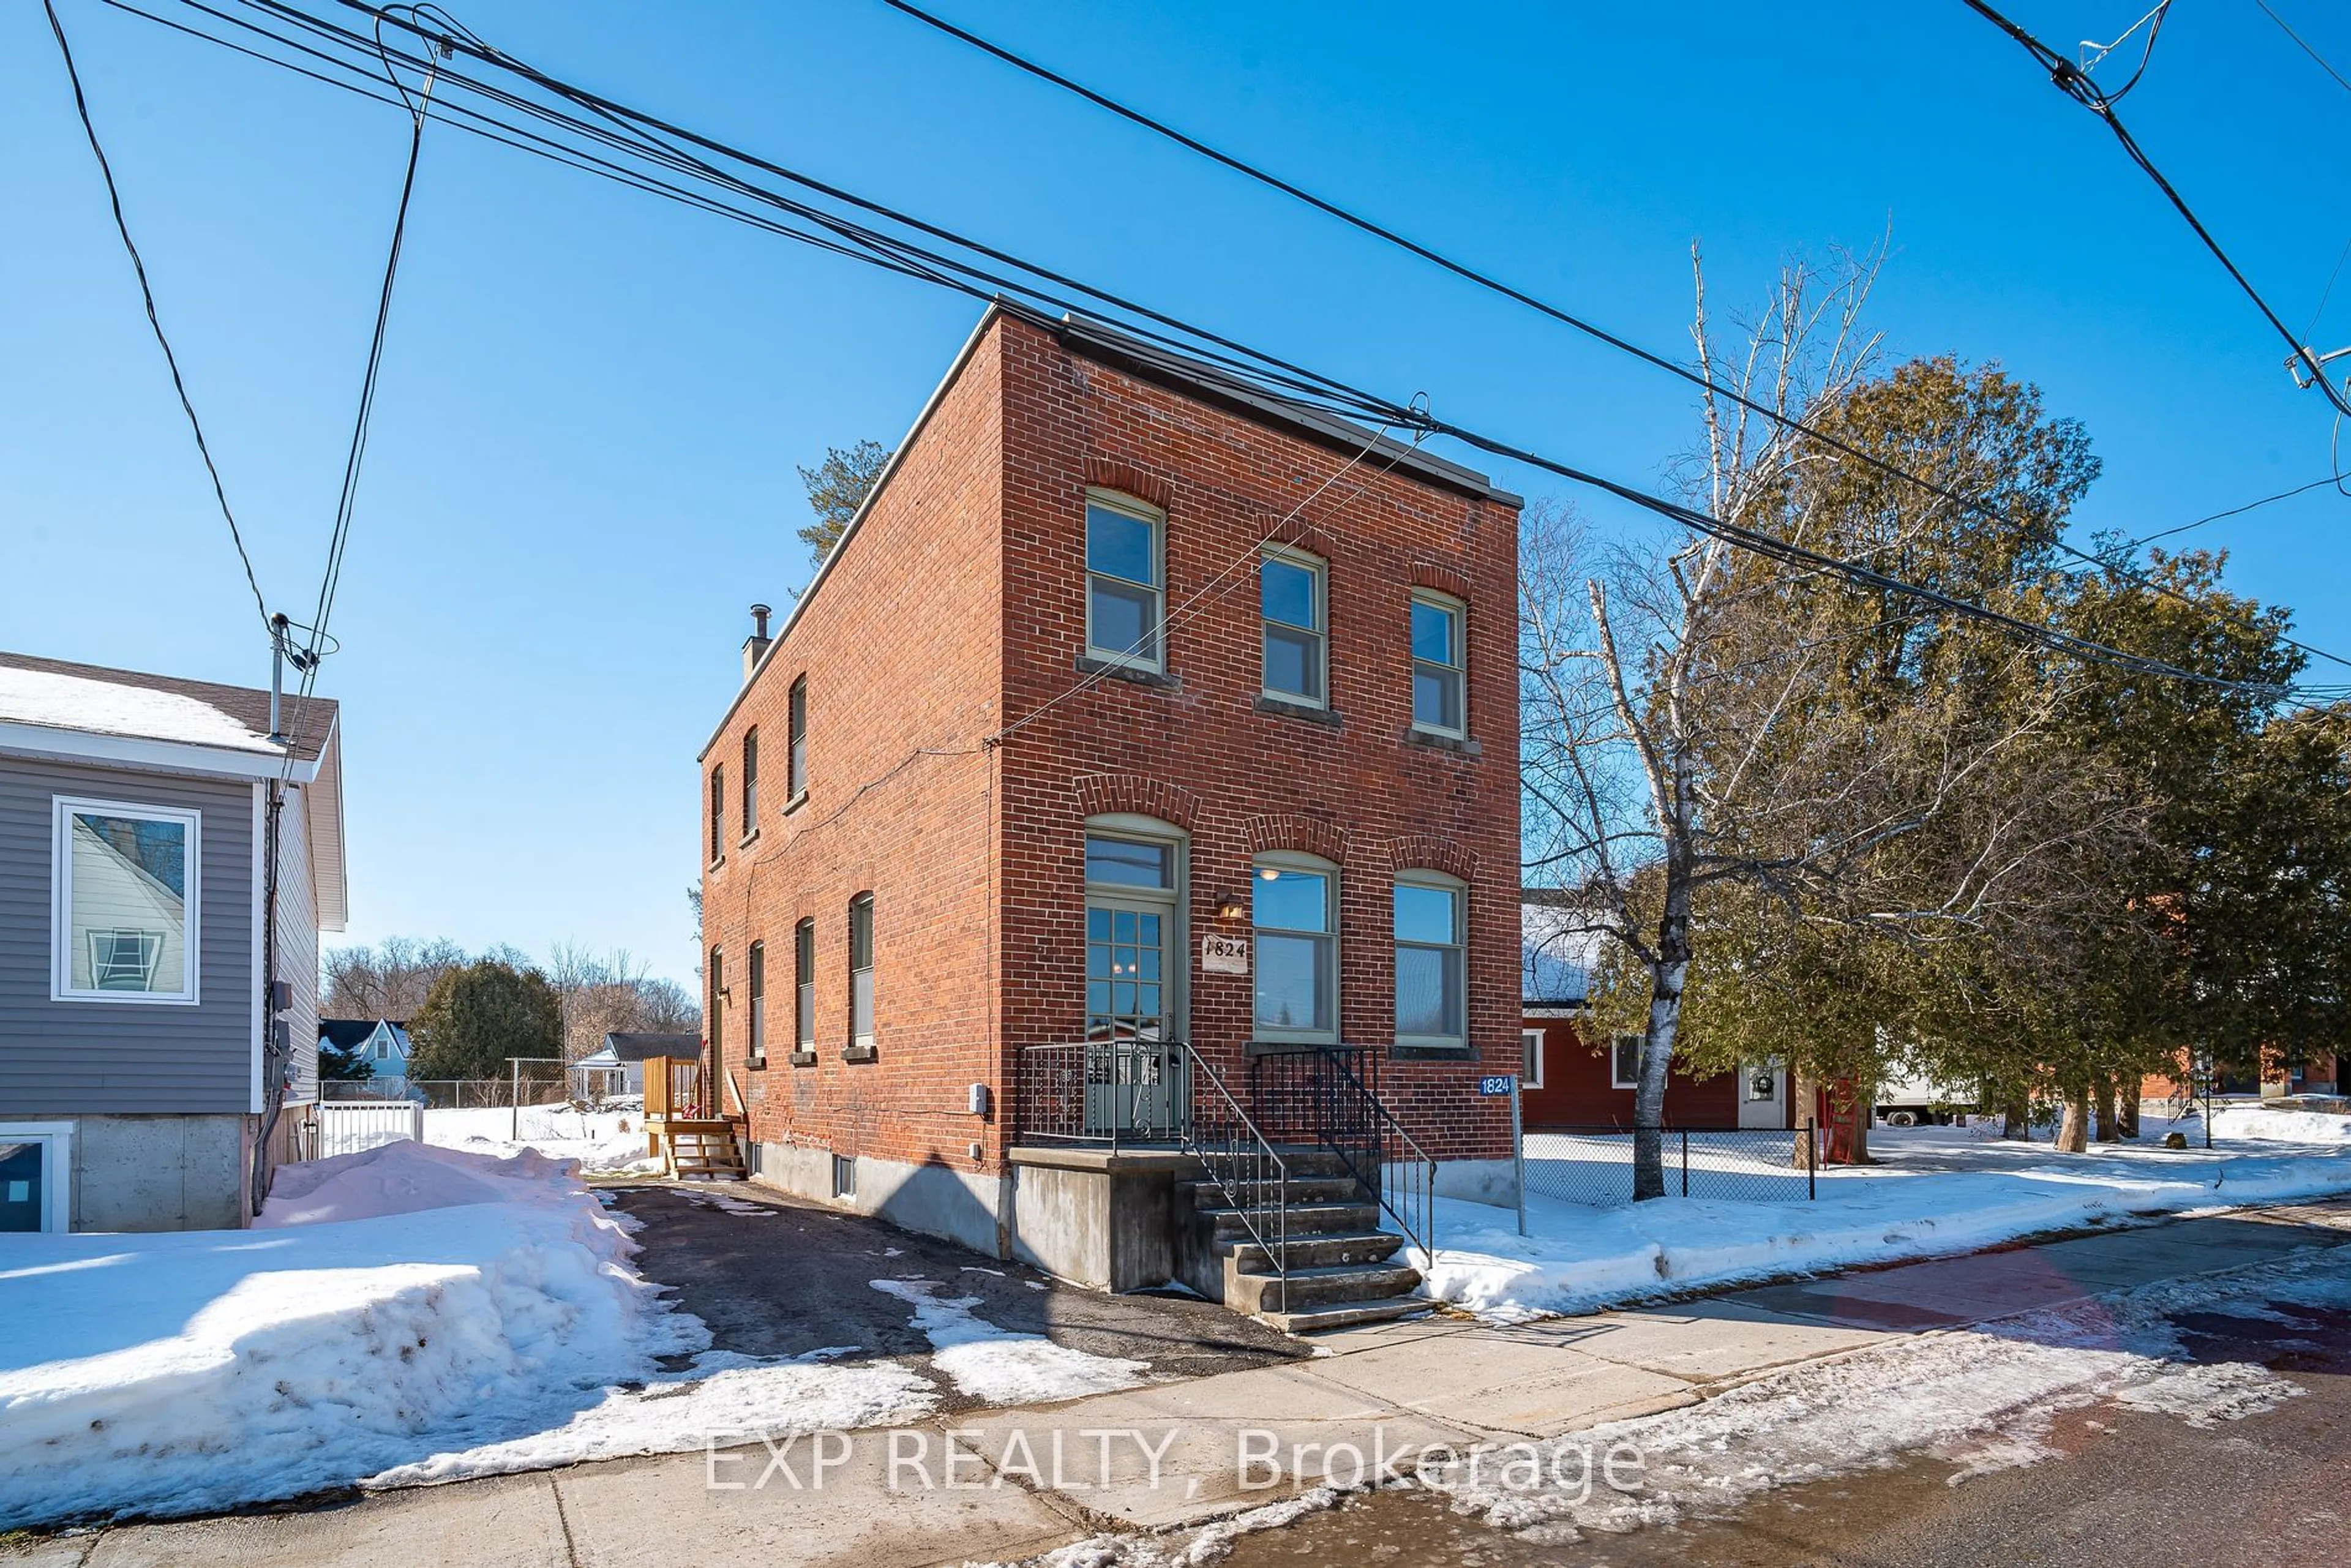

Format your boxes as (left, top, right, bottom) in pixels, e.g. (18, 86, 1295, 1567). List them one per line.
(796, 440, 893, 564)
(405, 959, 564, 1081)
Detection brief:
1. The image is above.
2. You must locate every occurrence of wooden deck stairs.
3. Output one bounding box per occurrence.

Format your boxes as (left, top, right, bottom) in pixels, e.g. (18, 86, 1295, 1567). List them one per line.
(659, 1119, 748, 1182)
(642, 1054, 749, 1181)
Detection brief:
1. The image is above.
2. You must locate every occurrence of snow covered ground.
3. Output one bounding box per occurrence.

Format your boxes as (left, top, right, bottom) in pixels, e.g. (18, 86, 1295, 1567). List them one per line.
(422, 1104, 663, 1174)
(1420, 1120, 2351, 1321)
(0, 1140, 1139, 1529)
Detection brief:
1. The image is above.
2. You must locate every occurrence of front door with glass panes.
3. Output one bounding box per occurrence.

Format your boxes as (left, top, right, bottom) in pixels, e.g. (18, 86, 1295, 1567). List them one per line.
(1082, 831, 1186, 1134)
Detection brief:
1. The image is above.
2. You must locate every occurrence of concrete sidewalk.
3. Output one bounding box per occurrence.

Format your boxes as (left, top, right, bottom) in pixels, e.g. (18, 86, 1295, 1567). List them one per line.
(11, 1201, 2347, 1568)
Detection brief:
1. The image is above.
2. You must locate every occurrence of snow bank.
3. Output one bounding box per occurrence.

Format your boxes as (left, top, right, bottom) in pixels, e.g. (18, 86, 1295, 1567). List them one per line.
(1419, 1131, 2351, 1322)
(0, 1142, 692, 1528)
(424, 1105, 663, 1174)
(2210, 1105, 2351, 1144)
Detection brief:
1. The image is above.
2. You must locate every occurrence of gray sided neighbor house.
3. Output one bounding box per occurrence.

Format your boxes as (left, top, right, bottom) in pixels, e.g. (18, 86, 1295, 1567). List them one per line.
(0, 651, 346, 1232)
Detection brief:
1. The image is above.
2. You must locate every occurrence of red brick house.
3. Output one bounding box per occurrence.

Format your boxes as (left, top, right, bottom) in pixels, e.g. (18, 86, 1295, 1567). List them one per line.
(1518, 898, 1791, 1130)
(694, 304, 1522, 1325)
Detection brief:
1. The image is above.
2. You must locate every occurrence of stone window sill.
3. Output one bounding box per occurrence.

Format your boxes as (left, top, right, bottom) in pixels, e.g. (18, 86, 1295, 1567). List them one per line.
(1253, 694, 1342, 729)
(1390, 1042, 1477, 1063)
(788, 1049, 818, 1068)
(738, 828, 760, 850)
(842, 1044, 878, 1065)
(1075, 655, 1180, 691)
(1406, 726, 1481, 757)
(781, 790, 810, 817)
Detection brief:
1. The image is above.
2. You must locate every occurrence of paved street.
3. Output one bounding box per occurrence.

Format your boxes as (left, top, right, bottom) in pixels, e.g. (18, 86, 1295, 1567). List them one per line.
(6, 1199, 2345, 1568)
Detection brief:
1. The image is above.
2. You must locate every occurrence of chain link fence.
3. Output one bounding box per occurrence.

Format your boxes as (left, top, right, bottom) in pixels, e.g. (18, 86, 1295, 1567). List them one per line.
(1523, 1124, 1821, 1208)
(320, 1076, 579, 1109)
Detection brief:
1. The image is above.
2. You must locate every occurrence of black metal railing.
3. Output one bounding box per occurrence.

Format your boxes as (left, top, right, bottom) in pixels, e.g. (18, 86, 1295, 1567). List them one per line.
(1522, 1122, 1821, 1208)
(1248, 1045, 1438, 1263)
(1011, 1038, 1190, 1149)
(1183, 1048, 1290, 1297)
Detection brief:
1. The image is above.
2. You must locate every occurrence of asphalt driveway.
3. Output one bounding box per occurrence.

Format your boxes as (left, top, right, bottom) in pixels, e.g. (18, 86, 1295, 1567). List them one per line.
(602, 1180, 1307, 1406)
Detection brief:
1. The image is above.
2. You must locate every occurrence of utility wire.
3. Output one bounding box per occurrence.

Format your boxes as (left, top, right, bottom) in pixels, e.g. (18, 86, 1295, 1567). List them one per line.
(43, 0, 272, 632)
(871, 0, 2351, 672)
(2254, 0, 2351, 98)
(1957, 0, 2351, 418)
(109, 0, 2339, 697)
(2123, 474, 2346, 550)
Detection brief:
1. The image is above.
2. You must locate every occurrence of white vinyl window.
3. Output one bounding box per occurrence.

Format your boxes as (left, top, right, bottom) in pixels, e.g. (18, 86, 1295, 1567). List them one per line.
(795, 918, 817, 1057)
(1521, 1027, 1545, 1089)
(1611, 1035, 1641, 1090)
(847, 893, 876, 1056)
(0, 1123, 72, 1234)
(1085, 490, 1164, 671)
(1393, 872, 1467, 1048)
(1409, 591, 1466, 737)
(52, 797, 200, 1005)
(1252, 853, 1337, 1043)
(1260, 546, 1327, 705)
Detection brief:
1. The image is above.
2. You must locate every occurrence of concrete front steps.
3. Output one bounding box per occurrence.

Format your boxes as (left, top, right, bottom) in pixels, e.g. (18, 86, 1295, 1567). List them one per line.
(1176, 1148, 1427, 1333)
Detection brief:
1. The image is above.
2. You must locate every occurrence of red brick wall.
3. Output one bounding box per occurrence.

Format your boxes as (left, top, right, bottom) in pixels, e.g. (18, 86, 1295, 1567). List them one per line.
(702, 309, 1524, 1173)
(1521, 1016, 1742, 1128)
(990, 314, 1521, 1162)
(702, 323, 1007, 1177)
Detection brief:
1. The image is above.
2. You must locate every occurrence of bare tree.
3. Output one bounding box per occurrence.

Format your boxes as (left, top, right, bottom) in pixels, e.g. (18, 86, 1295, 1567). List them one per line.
(323, 936, 466, 1019)
(1521, 246, 2113, 1196)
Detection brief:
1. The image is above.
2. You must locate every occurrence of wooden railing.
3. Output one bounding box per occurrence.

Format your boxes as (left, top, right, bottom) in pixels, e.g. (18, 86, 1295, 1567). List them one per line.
(643, 1056, 709, 1121)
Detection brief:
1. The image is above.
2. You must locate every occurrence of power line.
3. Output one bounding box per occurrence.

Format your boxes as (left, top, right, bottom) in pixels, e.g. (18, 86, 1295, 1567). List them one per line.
(42, 0, 272, 632)
(2123, 474, 2346, 550)
(106, 0, 2339, 699)
(1957, 0, 2351, 419)
(2254, 0, 2351, 98)
(869, 0, 2351, 672)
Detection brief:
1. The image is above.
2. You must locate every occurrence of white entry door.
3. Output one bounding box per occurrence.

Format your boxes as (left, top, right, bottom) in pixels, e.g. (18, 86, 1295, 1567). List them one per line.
(1738, 1060, 1787, 1128)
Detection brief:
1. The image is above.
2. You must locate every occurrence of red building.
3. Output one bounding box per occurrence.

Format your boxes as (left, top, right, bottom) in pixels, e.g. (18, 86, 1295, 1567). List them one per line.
(695, 305, 1523, 1322)
(1518, 898, 1791, 1130)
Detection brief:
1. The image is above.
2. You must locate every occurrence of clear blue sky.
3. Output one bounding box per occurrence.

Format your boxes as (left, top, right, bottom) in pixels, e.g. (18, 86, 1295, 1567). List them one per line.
(5, 1, 2347, 992)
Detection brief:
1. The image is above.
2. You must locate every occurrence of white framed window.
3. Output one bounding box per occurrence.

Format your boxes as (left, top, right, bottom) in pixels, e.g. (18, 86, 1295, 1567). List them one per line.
(1260, 546, 1327, 705)
(847, 892, 876, 1056)
(1085, 490, 1164, 671)
(795, 918, 817, 1057)
(1409, 591, 1466, 737)
(1393, 872, 1467, 1048)
(52, 797, 200, 1005)
(787, 677, 809, 801)
(1, 1122, 73, 1234)
(1611, 1035, 1641, 1090)
(1521, 1027, 1545, 1089)
(746, 940, 767, 1067)
(1253, 852, 1337, 1043)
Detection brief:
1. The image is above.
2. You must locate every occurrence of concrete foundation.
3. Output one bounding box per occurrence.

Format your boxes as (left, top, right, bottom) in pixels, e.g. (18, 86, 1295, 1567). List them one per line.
(1006, 1146, 1192, 1291)
(750, 1142, 1005, 1259)
(1431, 1156, 1517, 1206)
(70, 1113, 253, 1231)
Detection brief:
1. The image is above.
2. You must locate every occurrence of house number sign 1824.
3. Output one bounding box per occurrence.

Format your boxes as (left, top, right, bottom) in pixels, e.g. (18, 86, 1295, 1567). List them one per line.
(1199, 933, 1250, 975)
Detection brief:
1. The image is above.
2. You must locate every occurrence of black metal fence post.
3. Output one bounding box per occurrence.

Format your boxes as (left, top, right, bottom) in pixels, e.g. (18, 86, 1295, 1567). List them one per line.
(1681, 1128, 1690, 1197)
(1806, 1118, 1817, 1200)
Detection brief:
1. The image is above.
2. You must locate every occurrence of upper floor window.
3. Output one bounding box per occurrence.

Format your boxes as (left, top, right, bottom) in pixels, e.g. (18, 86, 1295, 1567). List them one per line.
(1253, 854, 1337, 1043)
(1393, 873, 1466, 1048)
(847, 892, 876, 1057)
(741, 729, 759, 833)
(787, 677, 809, 801)
(746, 940, 767, 1067)
(708, 766, 726, 863)
(1261, 547, 1326, 706)
(1521, 1027, 1545, 1089)
(52, 797, 200, 1005)
(1085, 491, 1164, 671)
(1410, 592, 1466, 736)
(794, 918, 817, 1057)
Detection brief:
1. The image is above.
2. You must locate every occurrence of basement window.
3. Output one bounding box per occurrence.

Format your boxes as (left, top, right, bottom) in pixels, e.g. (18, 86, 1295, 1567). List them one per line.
(0, 1124, 71, 1234)
(832, 1153, 857, 1199)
